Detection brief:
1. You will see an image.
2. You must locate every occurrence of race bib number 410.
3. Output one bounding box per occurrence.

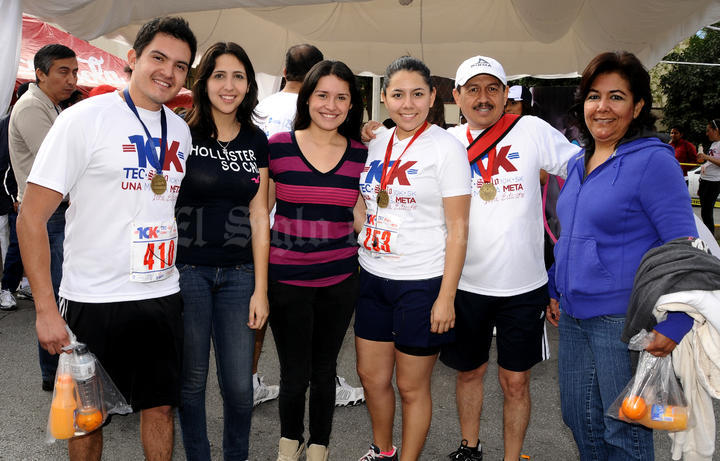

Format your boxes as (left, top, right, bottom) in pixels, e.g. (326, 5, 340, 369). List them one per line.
(130, 220, 177, 282)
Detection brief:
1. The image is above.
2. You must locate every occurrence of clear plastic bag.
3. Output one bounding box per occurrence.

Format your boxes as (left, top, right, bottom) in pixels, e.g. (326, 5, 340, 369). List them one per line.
(46, 327, 132, 442)
(607, 330, 690, 431)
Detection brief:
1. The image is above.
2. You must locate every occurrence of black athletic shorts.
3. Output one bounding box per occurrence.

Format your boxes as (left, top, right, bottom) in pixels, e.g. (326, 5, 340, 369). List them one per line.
(440, 285, 549, 372)
(62, 292, 183, 411)
(355, 268, 453, 356)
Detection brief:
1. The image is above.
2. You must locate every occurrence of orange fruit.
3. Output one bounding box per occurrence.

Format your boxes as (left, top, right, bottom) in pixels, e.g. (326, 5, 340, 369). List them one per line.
(621, 395, 647, 420)
(76, 409, 103, 432)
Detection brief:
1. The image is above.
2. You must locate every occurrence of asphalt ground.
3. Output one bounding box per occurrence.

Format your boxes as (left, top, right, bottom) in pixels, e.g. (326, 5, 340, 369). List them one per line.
(2, 297, 718, 461)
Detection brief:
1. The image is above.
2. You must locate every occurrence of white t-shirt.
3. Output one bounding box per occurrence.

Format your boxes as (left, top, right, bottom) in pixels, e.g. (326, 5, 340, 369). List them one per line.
(358, 124, 471, 280)
(28, 92, 191, 303)
(700, 141, 720, 181)
(253, 92, 298, 138)
(447, 117, 581, 296)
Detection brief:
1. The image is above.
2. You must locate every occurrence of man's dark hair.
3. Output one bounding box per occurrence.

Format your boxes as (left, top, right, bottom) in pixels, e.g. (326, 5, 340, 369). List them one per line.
(34, 44, 76, 81)
(285, 44, 323, 82)
(132, 16, 197, 66)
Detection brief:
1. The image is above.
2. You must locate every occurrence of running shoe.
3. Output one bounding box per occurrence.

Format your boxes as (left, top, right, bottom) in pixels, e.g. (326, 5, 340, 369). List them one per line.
(253, 374, 279, 407)
(335, 375, 365, 406)
(16, 284, 32, 300)
(0, 289, 17, 311)
(448, 439, 483, 460)
(358, 444, 398, 461)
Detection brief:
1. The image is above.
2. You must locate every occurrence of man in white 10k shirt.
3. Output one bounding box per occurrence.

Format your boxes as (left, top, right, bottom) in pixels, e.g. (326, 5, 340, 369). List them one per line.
(18, 17, 196, 461)
(441, 57, 580, 461)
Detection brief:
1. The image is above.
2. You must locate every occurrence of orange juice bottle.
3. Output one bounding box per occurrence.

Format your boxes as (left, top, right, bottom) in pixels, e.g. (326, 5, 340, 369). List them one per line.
(638, 404, 688, 431)
(49, 374, 77, 439)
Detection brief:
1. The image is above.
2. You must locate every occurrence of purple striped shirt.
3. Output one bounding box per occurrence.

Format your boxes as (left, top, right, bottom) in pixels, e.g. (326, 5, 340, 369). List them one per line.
(268, 131, 367, 286)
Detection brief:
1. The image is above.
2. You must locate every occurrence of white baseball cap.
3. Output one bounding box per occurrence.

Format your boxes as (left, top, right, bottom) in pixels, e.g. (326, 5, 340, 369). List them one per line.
(508, 85, 523, 101)
(455, 56, 507, 87)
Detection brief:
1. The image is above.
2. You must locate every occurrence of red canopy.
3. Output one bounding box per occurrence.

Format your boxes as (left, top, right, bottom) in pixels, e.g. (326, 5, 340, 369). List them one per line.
(17, 16, 191, 109)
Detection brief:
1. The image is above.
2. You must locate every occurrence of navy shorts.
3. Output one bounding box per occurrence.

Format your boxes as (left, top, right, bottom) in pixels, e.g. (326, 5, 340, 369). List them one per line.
(440, 285, 549, 372)
(62, 292, 184, 412)
(354, 268, 454, 356)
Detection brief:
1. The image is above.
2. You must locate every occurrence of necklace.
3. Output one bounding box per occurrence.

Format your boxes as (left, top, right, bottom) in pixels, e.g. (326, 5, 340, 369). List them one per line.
(217, 138, 231, 154)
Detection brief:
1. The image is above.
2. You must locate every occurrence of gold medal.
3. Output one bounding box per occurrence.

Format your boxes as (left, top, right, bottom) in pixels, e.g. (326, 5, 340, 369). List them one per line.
(151, 174, 167, 195)
(377, 190, 390, 208)
(479, 182, 496, 201)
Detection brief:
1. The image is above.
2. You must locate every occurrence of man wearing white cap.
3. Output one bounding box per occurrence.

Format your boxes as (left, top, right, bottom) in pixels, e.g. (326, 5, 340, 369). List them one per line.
(440, 57, 580, 461)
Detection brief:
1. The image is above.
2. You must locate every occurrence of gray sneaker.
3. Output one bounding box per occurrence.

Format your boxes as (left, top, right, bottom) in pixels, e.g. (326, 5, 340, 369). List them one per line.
(0, 289, 17, 311)
(253, 374, 279, 407)
(335, 375, 365, 407)
(16, 284, 32, 300)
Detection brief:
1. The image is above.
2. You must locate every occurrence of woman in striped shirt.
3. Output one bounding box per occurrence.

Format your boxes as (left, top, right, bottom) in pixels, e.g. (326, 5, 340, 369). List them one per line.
(267, 60, 366, 461)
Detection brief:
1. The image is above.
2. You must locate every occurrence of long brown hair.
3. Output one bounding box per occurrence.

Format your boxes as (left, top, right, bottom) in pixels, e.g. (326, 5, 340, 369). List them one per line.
(185, 42, 258, 138)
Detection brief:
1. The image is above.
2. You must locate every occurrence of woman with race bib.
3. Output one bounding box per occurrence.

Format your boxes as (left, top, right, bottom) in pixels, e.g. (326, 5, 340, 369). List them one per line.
(355, 56, 470, 461)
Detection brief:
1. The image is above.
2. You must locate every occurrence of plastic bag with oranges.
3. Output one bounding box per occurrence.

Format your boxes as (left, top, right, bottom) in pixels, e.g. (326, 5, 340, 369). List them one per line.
(46, 327, 132, 443)
(607, 330, 690, 431)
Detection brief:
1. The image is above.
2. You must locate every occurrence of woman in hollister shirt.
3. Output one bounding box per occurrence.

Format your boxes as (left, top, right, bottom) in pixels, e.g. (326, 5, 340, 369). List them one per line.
(175, 42, 270, 461)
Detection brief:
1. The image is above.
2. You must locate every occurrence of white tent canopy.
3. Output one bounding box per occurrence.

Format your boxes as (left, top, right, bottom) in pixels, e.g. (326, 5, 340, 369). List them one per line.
(4, 0, 720, 112)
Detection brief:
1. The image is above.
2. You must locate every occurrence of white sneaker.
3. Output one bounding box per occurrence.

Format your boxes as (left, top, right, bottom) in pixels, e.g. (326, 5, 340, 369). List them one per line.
(335, 375, 365, 407)
(253, 374, 279, 407)
(16, 284, 32, 300)
(0, 289, 17, 311)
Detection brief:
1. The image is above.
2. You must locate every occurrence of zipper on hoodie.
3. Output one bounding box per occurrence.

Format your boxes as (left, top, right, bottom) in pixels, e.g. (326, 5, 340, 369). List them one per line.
(562, 150, 618, 315)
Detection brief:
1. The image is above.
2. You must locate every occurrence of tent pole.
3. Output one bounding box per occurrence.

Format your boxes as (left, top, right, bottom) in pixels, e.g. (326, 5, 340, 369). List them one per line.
(371, 75, 380, 122)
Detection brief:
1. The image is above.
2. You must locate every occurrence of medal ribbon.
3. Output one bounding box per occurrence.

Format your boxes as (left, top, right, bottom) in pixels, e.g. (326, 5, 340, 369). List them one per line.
(380, 121, 429, 191)
(466, 114, 522, 183)
(465, 125, 474, 144)
(123, 88, 167, 175)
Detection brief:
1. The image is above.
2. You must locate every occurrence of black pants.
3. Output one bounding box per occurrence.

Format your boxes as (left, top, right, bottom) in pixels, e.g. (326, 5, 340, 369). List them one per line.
(268, 273, 357, 446)
(698, 178, 720, 233)
(1, 211, 23, 291)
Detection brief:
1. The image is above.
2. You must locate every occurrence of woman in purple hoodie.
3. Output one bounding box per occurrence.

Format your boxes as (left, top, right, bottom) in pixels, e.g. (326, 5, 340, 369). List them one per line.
(546, 52, 697, 460)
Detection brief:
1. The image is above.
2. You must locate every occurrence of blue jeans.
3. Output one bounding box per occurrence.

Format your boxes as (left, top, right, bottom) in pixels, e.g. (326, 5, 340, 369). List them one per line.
(177, 263, 255, 461)
(38, 204, 66, 382)
(559, 312, 654, 461)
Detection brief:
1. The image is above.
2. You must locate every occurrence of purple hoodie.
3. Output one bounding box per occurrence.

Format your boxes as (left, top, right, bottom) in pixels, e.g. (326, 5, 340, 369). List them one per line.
(549, 135, 697, 342)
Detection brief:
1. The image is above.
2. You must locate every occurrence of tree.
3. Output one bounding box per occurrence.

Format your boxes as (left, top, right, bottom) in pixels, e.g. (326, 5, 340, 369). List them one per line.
(658, 23, 720, 148)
